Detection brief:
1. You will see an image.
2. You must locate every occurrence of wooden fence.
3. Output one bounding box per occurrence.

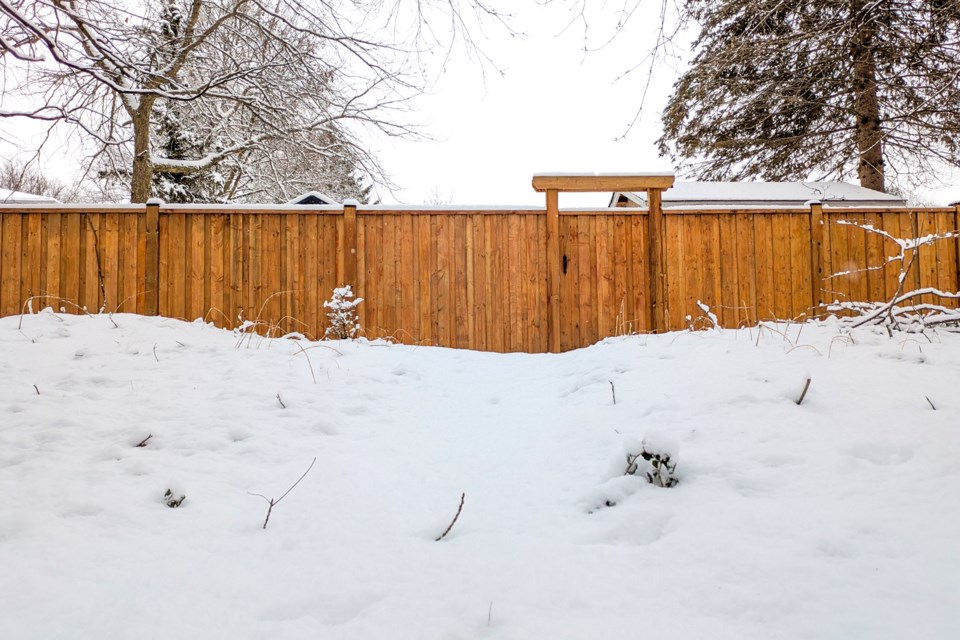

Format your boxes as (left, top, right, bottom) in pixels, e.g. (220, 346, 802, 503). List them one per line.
(1, 201, 958, 352)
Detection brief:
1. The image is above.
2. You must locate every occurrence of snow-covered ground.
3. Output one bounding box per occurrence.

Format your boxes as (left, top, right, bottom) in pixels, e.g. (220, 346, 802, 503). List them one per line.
(1, 310, 957, 639)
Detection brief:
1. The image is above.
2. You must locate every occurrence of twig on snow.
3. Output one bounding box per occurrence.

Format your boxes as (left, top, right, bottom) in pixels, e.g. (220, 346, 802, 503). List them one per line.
(796, 377, 812, 405)
(276, 393, 286, 409)
(435, 492, 466, 541)
(609, 380, 616, 405)
(33, 384, 40, 395)
(135, 434, 153, 447)
(248, 457, 317, 529)
(926, 396, 937, 410)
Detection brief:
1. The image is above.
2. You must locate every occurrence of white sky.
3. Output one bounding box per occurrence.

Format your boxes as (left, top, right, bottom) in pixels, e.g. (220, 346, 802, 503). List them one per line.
(372, 3, 682, 207)
(2, 2, 957, 206)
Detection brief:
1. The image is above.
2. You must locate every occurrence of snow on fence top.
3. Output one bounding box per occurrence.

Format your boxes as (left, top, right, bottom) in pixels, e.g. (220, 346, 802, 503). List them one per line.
(614, 181, 905, 208)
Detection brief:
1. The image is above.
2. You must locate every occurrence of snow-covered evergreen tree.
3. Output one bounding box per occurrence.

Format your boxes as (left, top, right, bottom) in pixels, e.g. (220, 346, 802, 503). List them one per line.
(659, 0, 960, 192)
(324, 286, 363, 339)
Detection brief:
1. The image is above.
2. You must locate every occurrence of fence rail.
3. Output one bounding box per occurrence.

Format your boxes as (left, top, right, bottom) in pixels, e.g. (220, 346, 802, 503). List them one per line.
(1, 201, 958, 352)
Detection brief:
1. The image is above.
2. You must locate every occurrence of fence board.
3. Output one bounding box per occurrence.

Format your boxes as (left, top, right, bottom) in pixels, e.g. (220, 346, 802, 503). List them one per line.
(790, 213, 811, 319)
(664, 215, 684, 330)
(22, 214, 41, 308)
(735, 213, 757, 326)
(1, 214, 20, 315)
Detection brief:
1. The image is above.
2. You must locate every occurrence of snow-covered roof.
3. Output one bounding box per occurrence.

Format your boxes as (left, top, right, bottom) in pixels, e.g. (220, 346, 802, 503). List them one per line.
(0, 188, 60, 204)
(288, 191, 339, 205)
(613, 181, 905, 208)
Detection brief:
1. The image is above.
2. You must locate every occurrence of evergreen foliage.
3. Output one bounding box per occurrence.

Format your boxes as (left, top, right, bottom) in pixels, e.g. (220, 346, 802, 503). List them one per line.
(659, 0, 960, 192)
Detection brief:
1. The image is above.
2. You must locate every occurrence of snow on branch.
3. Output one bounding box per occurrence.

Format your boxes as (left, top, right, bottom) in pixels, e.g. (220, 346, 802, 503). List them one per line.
(826, 219, 960, 332)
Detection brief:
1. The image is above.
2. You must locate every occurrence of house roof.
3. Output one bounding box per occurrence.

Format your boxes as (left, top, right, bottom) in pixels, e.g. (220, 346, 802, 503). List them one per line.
(288, 191, 339, 205)
(0, 188, 60, 204)
(612, 181, 905, 208)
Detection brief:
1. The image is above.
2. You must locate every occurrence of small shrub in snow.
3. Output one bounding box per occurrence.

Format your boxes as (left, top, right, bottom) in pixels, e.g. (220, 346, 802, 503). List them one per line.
(626, 434, 679, 488)
(324, 285, 363, 339)
(163, 489, 186, 508)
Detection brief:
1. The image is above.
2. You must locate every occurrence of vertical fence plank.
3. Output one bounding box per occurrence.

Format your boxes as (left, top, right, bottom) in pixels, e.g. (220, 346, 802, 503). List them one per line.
(21, 213, 42, 309)
(395, 214, 412, 341)
(301, 214, 318, 336)
(681, 215, 703, 324)
(377, 214, 395, 340)
(545, 191, 561, 352)
(956, 205, 960, 302)
(343, 203, 357, 291)
(753, 213, 774, 320)
(879, 210, 901, 300)
(508, 213, 523, 350)
(471, 215, 486, 351)
(595, 216, 612, 340)
(1, 214, 20, 315)
(936, 211, 956, 299)
(81, 213, 101, 312)
(718, 213, 738, 327)
(917, 211, 938, 307)
(100, 213, 118, 312)
(145, 202, 160, 315)
(208, 214, 224, 325)
(847, 214, 868, 304)
(188, 214, 205, 321)
(44, 212, 62, 306)
(789, 212, 811, 319)
(416, 215, 433, 344)
(863, 212, 884, 306)
(118, 213, 137, 312)
(771, 213, 792, 319)
(809, 203, 824, 315)
(663, 214, 684, 329)
(701, 213, 721, 321)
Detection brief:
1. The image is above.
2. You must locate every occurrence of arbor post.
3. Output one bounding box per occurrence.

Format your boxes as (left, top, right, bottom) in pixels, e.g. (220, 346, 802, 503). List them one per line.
(533, 173, 675, 349)
(545, 189, 561, 353)
(647, 188, 665, 332)
(144, 198, 161, 316)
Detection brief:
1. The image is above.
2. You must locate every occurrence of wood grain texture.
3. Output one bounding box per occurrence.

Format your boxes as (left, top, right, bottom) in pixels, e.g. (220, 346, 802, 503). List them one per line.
(4, 204, 960, 351)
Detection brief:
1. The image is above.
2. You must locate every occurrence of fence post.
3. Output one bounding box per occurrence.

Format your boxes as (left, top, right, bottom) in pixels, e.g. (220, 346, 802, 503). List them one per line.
(647, 188, 664, 332)
(546, 189, 561, 353)
(145, 198, 161, 316)
(809, 200, 824, 316)
(342, 199, 358, 290)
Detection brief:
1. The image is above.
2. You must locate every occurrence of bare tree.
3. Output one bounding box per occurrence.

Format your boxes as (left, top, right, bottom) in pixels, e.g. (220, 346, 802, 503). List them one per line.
(0, 0, 514, 202)
(0, 157, 74, 200)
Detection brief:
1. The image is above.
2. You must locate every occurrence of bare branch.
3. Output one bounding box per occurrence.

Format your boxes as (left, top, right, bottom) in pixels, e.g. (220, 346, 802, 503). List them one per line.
(435, 492, 466, 541)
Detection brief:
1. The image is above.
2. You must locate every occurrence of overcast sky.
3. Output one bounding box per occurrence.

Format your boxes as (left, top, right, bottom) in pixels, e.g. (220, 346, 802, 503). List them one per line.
(2, 2, 956, 206)
(373, 3, 682, 207)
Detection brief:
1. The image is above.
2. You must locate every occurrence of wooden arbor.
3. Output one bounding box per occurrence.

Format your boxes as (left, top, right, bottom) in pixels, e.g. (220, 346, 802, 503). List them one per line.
(532, 173, 675, 352)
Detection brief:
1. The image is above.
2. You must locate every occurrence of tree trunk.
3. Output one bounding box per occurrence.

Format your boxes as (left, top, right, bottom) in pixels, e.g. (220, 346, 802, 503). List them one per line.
(851, 0, 885, 192)
(130, 107, 154, 203)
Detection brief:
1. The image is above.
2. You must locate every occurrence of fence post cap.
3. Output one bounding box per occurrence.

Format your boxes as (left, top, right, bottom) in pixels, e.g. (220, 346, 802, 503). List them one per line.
(146, 197, 164, 206)
(805, 199, 822, 206)
(342, 198, 360, 207)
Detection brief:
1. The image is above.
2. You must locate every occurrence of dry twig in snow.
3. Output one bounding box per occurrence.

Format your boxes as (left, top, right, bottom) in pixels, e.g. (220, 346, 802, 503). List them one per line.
(249, 458, 317, 529)
(435, 493, 466, 541)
